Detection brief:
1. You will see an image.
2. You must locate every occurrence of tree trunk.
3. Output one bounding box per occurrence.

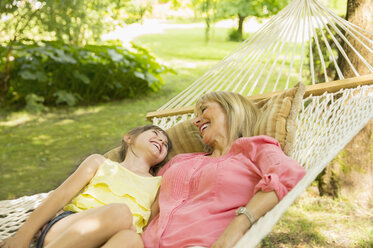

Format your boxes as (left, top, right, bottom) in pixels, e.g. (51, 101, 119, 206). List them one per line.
(237, 15, 246, 40)
(337, 0, 373, 76)
(0, 31, 17, 102)
(0, 7, 40, 102)
(318, 0, 373, 207)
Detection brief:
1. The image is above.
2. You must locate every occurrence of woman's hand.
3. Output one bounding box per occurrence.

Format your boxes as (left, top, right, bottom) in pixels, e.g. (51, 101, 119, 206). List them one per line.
(212, 191, 280, 248)
(211, 215, 250, 248)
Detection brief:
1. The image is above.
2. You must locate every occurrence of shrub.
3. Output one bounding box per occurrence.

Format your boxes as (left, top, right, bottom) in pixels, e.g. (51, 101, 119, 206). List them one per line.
(227, 28, 244, 42)
(2, 41, 172, 107)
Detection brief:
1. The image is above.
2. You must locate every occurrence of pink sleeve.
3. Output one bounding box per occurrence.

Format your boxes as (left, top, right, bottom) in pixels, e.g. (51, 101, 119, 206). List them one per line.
(237, 136, 306, 200)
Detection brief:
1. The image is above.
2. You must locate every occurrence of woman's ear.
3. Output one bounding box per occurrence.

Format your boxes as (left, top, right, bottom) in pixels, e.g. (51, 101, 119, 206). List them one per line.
(123, 134, 132, 144)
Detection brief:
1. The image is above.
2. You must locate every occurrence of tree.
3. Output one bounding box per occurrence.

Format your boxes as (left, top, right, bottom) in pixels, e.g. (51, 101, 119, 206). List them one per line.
(190, 0, 219, 43)
(0, 0, 45, 101)
(318, 0, 373, 206)
(217, 0, 289, 41)
(124, 0, 154, 24)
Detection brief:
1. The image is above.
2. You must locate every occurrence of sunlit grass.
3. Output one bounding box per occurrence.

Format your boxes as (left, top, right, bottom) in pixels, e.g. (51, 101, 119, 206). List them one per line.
(135, 27, 241, 61)
(260, 186, 373, 247)
(0, 26, 235, 200)
(0, 93, 176, 199)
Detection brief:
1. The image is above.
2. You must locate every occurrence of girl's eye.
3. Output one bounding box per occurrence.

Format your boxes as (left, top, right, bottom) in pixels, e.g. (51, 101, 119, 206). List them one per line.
(201, 107, 207, 113)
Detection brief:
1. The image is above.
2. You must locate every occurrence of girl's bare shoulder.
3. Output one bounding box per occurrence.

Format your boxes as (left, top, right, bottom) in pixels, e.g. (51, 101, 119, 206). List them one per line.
(79, 154, 106, 173)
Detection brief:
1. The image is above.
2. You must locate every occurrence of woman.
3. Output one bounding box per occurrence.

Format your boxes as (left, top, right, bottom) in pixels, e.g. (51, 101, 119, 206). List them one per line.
(142, 92, 306, 248)
(0, 125, 172, 248)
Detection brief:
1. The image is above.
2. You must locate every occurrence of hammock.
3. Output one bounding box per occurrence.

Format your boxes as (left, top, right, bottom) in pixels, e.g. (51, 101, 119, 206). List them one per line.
(1, 0, 372, 246)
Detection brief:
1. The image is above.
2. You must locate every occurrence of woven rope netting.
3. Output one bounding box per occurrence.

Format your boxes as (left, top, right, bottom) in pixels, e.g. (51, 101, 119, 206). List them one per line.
(235, 84, 373, 247)
(1, 0, 373, 245)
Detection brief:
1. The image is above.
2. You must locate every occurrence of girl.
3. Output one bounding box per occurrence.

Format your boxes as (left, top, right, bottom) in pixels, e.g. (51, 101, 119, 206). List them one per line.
(0, 125, 172, 248)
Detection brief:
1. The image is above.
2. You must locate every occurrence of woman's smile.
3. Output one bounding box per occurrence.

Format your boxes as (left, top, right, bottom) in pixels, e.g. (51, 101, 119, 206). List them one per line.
(199, 122, 210, 134)
(194, 101, 229, 148)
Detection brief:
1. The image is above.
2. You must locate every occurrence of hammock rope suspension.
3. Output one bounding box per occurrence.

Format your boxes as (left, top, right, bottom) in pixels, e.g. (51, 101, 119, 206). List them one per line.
(156, 0, 373, 115)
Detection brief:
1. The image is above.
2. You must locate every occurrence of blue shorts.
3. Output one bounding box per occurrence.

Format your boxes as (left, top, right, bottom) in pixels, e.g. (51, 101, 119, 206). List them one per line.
(36, 211, 75, 248)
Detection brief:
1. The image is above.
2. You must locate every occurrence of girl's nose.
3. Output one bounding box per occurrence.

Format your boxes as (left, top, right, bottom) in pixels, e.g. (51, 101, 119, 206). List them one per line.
(158, 136, 165, 143)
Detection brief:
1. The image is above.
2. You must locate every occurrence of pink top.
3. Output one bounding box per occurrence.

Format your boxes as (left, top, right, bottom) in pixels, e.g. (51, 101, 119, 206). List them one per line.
(142, 135, 306, 248)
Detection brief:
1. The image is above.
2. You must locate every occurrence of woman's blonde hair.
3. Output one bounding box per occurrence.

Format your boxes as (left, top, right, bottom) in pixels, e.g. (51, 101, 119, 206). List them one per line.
(195, 91, 260, 146)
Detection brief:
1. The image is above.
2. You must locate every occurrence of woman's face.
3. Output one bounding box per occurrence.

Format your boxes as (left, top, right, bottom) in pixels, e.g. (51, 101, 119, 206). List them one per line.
(129, 129, 169, 166)
(193, 100, 229, 147)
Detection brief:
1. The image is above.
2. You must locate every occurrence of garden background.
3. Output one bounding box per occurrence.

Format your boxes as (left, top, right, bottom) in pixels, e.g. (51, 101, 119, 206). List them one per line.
(0, 0, 372, 246)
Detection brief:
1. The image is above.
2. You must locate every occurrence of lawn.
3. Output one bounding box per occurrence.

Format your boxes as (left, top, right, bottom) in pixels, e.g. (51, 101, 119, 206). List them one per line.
(0, 24, 372, 247)
(0, 26, 238, 200)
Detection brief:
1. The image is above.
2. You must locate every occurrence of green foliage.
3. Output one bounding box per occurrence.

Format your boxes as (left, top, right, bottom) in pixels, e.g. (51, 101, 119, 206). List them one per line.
(125, 0, 153, 24)
(227, 28, 244, 42)
(25, 93, 46, 113)
(191, 0, 219, 43)
(216, 0, 290, 40)
(308, 26, 341, 83)
(217, 0, 290, 20)
(0, 0, 154, 46)
(2, 41, 171, 107)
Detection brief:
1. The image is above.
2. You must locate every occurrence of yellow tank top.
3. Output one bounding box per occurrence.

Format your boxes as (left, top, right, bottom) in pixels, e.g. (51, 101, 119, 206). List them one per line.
(63, 159, 162, 233)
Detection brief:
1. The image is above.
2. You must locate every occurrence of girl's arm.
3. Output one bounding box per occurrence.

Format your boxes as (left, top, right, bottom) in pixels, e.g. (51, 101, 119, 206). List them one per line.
(211, 191, 279, 248)
(0, 154, 105, 248)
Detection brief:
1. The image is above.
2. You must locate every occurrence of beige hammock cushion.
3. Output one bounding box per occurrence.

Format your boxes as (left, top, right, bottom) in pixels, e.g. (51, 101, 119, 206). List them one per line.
(104, 82, 306, 162)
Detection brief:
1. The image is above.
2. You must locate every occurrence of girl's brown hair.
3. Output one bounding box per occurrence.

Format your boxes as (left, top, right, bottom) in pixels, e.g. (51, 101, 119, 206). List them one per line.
(119, 125, 172, 176)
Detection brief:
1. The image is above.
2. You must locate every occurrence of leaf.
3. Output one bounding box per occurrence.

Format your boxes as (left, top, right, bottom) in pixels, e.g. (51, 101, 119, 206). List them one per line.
(48, 48, 77, 64)
(35, 71, 48, 82)
(25, 94, 46, 113)
(19, 70, 37, 80)
(53, 90, 77, 106)
(108, 49, 123, 62)
(73, 71, 90, 84)
(134, 71, 145, 80)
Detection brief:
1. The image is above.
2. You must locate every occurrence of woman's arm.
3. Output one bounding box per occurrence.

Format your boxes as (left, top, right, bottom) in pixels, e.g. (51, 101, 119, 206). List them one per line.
(0, 154, 104, 248)
(211, 191, 279, 248)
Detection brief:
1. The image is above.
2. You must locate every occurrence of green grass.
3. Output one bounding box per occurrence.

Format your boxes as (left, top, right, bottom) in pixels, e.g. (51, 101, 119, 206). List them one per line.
(0, 26, 236, 200)
(260, 187, 373, 247)
(135, 27, 241, 61)
(0, 95, 169, 199)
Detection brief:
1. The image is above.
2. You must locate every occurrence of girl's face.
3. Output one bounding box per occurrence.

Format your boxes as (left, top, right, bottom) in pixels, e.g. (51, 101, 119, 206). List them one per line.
(193, 100, 229, 147)
(129, 129, 169, 166)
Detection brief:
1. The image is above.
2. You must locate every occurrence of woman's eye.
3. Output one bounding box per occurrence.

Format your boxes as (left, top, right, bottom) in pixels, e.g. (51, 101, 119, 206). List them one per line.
(201, 107, 207, 113)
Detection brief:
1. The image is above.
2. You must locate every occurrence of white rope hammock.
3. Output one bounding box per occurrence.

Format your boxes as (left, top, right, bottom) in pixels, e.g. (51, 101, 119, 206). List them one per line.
(149, 0, 373, 120)
(1, 0, 373, 246)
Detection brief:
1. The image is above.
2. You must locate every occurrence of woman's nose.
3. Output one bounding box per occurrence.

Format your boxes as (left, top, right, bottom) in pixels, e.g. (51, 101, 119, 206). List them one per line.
(193, 116, 201, 126)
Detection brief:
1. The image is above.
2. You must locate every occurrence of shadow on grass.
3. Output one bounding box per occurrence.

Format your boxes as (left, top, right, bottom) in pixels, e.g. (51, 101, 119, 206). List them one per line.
(259, 216, 328, 247)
